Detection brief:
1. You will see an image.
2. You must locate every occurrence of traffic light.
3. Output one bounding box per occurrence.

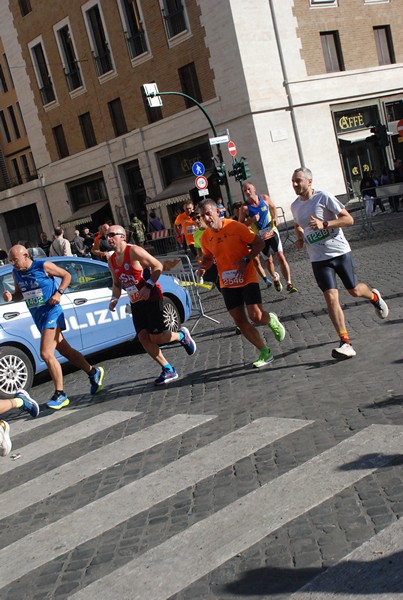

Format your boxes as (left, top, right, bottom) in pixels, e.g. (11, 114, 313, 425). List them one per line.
(214, 163, 226, 185)
(228, 159, 251, 182)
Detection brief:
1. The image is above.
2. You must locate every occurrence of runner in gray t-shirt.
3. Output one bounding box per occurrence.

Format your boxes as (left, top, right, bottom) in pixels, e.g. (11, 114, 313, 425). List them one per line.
(291, 167, 389, 360)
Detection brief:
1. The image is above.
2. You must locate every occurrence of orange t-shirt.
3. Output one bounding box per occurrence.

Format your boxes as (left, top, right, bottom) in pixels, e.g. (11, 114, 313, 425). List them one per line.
(174, 212, 196, 245)
(200, 219, 258, 288)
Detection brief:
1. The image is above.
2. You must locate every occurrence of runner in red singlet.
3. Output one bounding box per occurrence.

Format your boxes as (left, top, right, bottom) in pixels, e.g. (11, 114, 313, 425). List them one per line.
(106, 225, 196, 385)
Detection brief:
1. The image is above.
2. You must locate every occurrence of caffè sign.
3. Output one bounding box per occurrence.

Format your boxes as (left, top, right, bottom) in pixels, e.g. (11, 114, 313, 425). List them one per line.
(334, 106, 378, 133)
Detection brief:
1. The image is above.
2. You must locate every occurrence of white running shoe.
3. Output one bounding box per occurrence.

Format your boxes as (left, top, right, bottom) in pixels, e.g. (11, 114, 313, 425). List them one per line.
(332, 342, 356, 360)
(372, 288, 389, 319)
(0, 420, 12, 457)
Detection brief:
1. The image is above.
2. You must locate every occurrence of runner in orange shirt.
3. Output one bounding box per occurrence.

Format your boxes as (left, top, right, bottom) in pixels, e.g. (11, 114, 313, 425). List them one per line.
(197, 199, 286, 368)
(174, 200, 197, 257)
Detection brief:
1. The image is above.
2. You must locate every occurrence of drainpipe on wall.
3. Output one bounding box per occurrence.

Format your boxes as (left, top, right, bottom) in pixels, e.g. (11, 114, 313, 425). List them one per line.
(268, 0, 305, 167)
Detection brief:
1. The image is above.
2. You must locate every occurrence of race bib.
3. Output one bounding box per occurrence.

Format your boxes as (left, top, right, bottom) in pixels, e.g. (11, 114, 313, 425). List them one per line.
(126, 284, 140, 303)
(186, 225, 196, 234)
(258, 227, 274, 240)
(306, 229, 330, 244)
(22, 288, 45, 309)
(222, 269, 244, 287)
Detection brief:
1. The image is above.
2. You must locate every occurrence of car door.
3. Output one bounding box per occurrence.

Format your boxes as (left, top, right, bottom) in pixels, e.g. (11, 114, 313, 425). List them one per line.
(0, 267, 83, 363)
(58, 258, 134, 353)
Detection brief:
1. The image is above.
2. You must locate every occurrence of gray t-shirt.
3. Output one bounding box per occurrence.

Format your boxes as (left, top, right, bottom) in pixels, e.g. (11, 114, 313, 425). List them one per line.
(291, 190, 351, 262)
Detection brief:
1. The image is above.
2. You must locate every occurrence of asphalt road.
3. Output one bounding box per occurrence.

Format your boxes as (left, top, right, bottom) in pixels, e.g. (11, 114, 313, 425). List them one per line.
(0, 208, 402, 600)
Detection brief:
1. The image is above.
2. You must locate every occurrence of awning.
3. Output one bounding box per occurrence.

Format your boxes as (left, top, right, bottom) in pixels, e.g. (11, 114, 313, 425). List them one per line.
(338, 130, 372, 143)
(146, 176, 196, 210)
(60, 201, 110, 228)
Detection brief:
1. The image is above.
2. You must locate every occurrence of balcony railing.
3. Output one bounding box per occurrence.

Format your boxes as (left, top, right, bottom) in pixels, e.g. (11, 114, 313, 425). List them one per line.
(93, 49, 113, 76)
(164, 7, 187, 38)
(0, 170, 38, 192)
(39, 82, 56, 105)
(64, 67, 83, 92)
(126, 31, 148, 58)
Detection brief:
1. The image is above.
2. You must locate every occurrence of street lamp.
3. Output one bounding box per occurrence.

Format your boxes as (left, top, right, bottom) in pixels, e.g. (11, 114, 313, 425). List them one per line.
(143, 83, 233, 209)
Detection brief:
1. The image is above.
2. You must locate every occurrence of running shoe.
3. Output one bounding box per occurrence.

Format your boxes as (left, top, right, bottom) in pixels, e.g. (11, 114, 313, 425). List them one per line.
(266, 278, 272, 289)
(372, 288, 389, 319)
(154, 367, 179, 385)
(287, 283, 298, 293)
(273, 273, 283, 292)
(16, 388, 39, 418)
(89, 366, 105, 395)
(179, 327, 197, 355)
(269, 312, 286, 342)
(253, 347, 274, 368)
(332, 342, 356, 360)
(0, 420, 11, 457)
(47, 391, 70, 410)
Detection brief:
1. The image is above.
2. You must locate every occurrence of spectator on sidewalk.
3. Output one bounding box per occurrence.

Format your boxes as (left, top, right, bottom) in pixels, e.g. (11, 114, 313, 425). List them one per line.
(49, 227, 73, 257)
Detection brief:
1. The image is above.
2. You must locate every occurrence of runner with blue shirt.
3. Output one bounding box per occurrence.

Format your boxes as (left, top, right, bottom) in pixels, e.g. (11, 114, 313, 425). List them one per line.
(3, 245, 104, 409)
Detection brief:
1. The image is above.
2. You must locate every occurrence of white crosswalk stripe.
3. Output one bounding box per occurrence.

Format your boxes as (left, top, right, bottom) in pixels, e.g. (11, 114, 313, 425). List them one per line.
(1, 412, 403, 600)
(68, 424, 403, 600)
(0, 414, 215, 519)
(0, 416, 310, 589)
(0, 410, 140, 474)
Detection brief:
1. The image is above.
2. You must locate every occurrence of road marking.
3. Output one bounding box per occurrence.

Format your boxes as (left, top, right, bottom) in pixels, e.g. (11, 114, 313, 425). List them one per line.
(0, 414, 215, 519)
(0, 417, 310, 588)
(67, 424, 403, 600)
(291, 517, 403, 599)
(10, 408, 78, 436)
(0, 411, 140, 475)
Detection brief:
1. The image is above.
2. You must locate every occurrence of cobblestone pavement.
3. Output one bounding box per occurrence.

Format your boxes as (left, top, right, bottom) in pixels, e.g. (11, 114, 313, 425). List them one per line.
(0, 209, 402, 599)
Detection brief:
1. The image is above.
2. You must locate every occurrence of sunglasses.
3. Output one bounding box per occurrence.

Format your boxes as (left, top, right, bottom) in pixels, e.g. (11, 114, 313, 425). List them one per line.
(106, 232, 125, 238)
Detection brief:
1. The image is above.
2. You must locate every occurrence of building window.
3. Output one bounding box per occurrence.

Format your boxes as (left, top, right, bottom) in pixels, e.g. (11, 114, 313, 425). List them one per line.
(56, 24, 83, 91)
(320, 31, 344, 72)
(67, 173, 107, 209)
(52, 124, 69, 159)
(30, 42, 56, 105)
(0, 110, 11, 143)
(373, 26, 395, 65)
(310, 0, 337, 5)
(20, 154, 31, 180)
(0, 64, 8, 94)
(84, 3, 114, 76)
(18, 0, 32, 16)
(161, 0, 188, 39)
(108, 98, 128, 136)
(16, 102, 26, 135)
(119, 0, 148, 59)
(7, 106, 20, 139)
(79, 112, 97, 148)
(11, 159, 23, 185)
(178, 63, 202, 107)
(141, 85, 163, 124)
(3, 54, 14, 89)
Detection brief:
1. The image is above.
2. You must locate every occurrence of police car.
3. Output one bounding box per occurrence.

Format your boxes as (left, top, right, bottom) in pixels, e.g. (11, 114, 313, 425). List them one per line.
(0, 256, 192, 397)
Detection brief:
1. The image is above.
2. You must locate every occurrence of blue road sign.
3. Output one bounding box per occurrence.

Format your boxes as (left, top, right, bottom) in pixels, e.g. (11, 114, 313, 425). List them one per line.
(192, 162, 205, 176)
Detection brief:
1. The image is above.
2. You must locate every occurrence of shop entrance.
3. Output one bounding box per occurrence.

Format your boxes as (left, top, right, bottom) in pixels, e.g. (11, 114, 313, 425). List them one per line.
(339, 139, 386, 197)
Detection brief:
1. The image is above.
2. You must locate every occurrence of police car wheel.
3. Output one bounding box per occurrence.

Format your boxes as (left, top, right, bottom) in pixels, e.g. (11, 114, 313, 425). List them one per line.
(163, 297, 181, 332)
(0, 346, 35, 398)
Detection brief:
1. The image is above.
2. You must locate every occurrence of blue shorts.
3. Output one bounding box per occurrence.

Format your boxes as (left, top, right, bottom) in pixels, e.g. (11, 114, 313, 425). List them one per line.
(311, 252, 358, 292)
(32, 305, 66, 333)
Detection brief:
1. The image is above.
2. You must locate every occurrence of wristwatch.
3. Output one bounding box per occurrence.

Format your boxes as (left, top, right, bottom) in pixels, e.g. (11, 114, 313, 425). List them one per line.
(57, 288, 65, 295)
(323, 221, 329, 230)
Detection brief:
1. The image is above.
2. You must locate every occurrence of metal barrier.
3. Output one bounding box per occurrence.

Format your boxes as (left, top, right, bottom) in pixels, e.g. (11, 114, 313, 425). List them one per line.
(147, 229, 182, 255)
(276, 206, 295, 246)
(156, 253, 220, 332)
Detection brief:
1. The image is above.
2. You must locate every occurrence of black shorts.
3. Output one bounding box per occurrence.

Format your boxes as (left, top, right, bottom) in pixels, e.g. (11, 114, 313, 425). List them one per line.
(311, 252, 358, 292)
(221, 282, 262, 311)
(261, 230, 282, 256)
(131, 300, 167, 334)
